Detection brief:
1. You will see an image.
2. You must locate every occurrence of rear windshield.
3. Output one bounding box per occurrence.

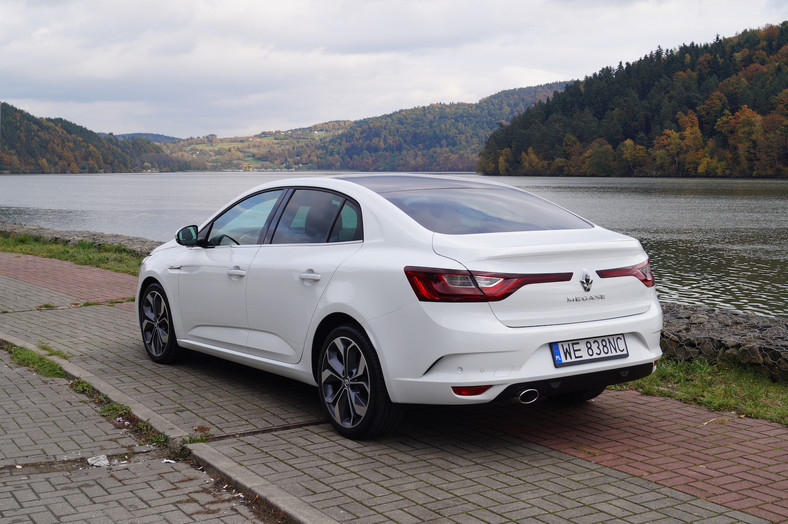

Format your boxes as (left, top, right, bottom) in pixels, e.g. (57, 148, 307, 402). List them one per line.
(383, 187, 593, 234)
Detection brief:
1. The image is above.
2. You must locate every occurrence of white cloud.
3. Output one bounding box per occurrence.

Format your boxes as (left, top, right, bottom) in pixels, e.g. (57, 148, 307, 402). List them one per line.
(1, 0, 785, 137)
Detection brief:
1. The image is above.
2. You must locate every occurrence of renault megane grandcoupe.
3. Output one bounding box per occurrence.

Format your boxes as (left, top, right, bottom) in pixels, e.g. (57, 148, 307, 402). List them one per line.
(137, 174, 662, 439)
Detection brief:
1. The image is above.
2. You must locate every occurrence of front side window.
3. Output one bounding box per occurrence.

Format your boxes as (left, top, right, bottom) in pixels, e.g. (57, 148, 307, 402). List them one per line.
(207, 190, 283, 246)
(272, 189, 362, 244)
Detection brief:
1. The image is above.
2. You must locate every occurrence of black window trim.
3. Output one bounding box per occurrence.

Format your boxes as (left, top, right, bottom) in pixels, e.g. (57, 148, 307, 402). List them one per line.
(198, 186, 364, 247)
(263, 187, 364, 245)
(198, 188, 288, 247)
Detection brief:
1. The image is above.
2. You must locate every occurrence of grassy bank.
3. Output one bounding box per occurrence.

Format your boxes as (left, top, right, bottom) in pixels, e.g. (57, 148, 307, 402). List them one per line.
(1, 233, 785, 426)
(611, 358, 787, 426)
(0, 231, 144, 275)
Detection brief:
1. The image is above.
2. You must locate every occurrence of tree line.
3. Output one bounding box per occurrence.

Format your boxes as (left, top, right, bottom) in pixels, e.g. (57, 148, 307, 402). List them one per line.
(478, 23, 788, 178)
(164, 83, 568, 172)
(0, 103, 205, 174)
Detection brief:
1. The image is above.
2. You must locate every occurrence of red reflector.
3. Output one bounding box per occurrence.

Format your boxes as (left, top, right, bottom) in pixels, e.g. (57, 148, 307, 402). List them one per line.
(451, 385, 492, 396)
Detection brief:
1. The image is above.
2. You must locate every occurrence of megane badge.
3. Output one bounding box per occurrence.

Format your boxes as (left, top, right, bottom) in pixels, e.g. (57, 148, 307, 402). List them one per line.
(580, 270, 593, 292)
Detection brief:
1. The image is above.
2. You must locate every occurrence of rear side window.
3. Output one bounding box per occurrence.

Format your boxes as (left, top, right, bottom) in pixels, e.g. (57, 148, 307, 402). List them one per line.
(272, 189, 362, 244)
(384, 187, 592, 234)
(330, 200, 363, 242)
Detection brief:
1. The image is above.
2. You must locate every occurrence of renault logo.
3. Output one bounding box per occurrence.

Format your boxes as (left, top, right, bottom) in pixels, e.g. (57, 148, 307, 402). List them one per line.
(580, 270, 593, 292)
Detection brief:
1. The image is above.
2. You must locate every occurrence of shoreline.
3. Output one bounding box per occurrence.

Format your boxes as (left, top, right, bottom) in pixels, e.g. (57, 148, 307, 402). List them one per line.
(2, 222, 786, 380)
(0, 222, 162, 257)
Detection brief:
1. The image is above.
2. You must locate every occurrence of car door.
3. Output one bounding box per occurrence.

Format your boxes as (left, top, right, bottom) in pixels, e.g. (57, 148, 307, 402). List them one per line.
(177, 189, 284, 351)
(245, 189, 363, 363)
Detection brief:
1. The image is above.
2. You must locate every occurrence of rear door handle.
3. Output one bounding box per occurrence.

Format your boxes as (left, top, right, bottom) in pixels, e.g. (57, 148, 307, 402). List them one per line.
(227, 267, 247, 277)
(299, 270, 321, 282)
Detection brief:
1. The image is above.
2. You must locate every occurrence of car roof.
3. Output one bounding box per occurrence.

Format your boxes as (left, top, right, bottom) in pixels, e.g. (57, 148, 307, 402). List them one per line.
(337, 174, 507, 194)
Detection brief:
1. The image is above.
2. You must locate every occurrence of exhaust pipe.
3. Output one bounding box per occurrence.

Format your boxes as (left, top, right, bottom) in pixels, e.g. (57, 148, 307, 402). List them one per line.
(518, 388, 539, 404)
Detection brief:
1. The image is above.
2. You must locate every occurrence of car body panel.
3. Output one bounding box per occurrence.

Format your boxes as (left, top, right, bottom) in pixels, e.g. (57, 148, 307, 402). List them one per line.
(245, 241, 363, 363)
(177, 244, 259, 351)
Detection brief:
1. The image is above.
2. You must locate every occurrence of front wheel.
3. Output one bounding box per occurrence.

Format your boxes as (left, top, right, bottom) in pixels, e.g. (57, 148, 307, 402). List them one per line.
(318, 325, 401, 439)
(139, 282, 183, 364)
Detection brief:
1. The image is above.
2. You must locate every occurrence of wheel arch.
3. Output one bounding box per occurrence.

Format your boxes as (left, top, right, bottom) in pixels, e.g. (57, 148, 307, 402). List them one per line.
(310, 312, 365, 382)
(137, 276, 183, 337)
(138, 276, 164, 314)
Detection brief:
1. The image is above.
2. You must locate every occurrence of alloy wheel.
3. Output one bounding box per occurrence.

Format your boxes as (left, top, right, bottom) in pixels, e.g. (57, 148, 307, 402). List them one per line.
(141, 288, 170, 358)
(320, 335, 371, 429)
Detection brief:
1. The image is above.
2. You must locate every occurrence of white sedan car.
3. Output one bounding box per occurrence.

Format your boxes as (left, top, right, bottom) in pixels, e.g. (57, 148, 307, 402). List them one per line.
(137, 174, 662, 439)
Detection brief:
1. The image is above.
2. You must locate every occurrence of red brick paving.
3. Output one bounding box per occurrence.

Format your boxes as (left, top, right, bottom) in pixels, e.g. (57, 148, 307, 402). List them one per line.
(0, 252, 137, 308)
(488, 390, 788, 522)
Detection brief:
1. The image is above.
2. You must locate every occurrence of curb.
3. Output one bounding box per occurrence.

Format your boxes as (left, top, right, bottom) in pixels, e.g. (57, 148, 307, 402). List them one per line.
(190, 443, 340, 524)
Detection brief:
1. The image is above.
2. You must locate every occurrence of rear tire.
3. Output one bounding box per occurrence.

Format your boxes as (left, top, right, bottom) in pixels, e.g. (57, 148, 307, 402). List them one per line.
(139, 282, 182, 364)
(318, 325, 401, 439)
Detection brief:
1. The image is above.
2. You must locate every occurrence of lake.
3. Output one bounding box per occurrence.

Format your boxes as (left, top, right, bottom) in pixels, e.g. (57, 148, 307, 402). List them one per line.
(1, 172, 786, 318)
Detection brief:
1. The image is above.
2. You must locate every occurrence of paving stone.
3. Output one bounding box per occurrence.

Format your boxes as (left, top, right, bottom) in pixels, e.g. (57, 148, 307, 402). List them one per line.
(1, 253, 786, 523)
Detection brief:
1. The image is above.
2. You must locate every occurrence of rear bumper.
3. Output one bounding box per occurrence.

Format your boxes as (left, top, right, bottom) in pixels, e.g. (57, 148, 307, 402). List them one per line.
(495, 361, 656, 401)
(367, 295, 663, 405)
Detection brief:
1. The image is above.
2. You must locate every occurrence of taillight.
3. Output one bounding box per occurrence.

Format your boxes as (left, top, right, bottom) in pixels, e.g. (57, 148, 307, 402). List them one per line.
(404, 266, 573, 302)
(596, 259, 655, 287)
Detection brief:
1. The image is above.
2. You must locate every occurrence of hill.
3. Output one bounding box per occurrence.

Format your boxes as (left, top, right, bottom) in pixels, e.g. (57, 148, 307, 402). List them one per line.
(163, 83, 568, 172)
(478, 23, 788, 178)
(0, 103, 205, 174)
(113, 133, 182, 144)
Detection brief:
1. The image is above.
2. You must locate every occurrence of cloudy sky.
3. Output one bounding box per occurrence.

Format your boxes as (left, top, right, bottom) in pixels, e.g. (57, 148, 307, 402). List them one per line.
(2, 1, 786, 138)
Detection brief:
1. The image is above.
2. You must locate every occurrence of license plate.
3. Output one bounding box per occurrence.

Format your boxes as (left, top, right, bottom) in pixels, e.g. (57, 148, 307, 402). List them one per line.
(550, 334, 629, 368)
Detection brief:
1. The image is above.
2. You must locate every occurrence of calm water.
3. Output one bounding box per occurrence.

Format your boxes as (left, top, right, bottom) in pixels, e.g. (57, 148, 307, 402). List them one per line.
(1, 172, 786, 318)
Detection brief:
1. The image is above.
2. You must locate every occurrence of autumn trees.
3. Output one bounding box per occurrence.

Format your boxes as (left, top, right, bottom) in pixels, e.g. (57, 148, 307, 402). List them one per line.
(479, 23, 788, 178)
(3, 82, 568, 174)
(0, 103, 205, 174)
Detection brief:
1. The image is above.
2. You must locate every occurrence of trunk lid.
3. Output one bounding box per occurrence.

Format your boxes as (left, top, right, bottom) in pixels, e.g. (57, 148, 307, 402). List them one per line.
(432, 227, 653, 328)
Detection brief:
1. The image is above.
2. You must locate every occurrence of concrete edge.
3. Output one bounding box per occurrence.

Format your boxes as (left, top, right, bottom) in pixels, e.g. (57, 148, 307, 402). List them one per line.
(0, 330, 337, 524)
(189, 443, 340, 524)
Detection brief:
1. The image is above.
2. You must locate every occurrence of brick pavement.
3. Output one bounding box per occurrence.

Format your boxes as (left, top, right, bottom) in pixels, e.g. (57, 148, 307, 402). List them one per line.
(1, 251, 786, 523)
(489, 392, 788, 522)
(0, 349, 260, 522)
(0, 351, 137, 467)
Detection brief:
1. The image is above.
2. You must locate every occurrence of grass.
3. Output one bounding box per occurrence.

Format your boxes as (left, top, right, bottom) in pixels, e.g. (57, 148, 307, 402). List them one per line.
(0, 232, 144, 275)
(611, 357, 788, 426)
(2, 344, 66, 378)
(71, 378, 102, 397)
(37, 342, 70, 360)
(100, 402, 132, 418)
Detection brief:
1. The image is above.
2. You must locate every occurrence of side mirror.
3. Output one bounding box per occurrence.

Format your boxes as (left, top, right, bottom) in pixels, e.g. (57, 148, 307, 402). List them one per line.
(176, 225, 199, 246)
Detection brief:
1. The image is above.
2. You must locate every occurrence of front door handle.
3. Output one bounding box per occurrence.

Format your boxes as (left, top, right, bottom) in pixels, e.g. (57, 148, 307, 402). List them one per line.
(227, 267, 247, 277)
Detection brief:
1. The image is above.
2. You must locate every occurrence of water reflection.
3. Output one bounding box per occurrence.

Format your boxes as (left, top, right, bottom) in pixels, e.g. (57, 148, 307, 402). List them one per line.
(1, 173, 787, 318)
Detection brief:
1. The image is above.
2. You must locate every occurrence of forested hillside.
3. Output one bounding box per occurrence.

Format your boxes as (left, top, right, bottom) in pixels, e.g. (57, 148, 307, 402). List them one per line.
(165, 83, 567, 172)
(314, 83, 567, 171)
(478, 23, 788, 177)
(2, 83, 565, 174)
(0, 103, 205, 173)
